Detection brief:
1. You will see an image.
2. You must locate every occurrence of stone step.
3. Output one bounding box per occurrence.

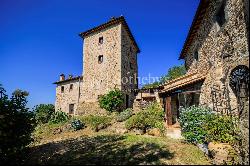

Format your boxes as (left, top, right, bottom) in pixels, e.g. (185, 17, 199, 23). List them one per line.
(166, 128, 183, 139)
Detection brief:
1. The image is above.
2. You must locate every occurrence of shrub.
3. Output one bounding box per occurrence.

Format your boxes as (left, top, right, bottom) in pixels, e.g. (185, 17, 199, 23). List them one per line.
(49, 111, 69, 124)
(80, 115, 112, 132)
(204, 114, 239, 144)
(125, 102, 165, 133)
(116, 108, 133, 122)
(98, 89, 124, 112)
(71, 119, 85, 131)
(34, 104, 55, 124)
(0, 85, 36, 163)
(179, 106, 212, 144)
(154, 121, 165, 134)
(125, 112, 145, 130)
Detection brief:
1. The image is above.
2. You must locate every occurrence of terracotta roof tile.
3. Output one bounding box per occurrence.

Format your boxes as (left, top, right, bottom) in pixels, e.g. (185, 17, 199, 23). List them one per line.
(160, 73, 206, 93)
(53, 76, 83, 84)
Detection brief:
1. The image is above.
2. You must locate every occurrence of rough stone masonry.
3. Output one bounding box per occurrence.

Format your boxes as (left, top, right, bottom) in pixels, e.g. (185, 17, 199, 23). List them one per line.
(54, 16, 140, 115)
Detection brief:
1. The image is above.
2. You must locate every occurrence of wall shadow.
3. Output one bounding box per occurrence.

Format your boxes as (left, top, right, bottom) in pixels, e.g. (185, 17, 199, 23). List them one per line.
(23, 135, 174, 165)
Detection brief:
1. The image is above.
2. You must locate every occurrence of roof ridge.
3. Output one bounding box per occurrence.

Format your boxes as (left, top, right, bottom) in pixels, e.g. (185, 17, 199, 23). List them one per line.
(79, 16, 140, 53)
(53, 75, 83, 84)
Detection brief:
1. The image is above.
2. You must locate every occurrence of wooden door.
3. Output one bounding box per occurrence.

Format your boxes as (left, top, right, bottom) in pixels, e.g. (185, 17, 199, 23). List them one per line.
(166, 96, 172, 126)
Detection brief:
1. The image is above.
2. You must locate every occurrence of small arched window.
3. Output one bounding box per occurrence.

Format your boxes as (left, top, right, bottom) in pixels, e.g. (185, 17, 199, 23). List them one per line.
(194, 50, 199, 61)
(229, 65, 249, 116)
(215, 0, 226, 27)
(61, 86, 64, 93)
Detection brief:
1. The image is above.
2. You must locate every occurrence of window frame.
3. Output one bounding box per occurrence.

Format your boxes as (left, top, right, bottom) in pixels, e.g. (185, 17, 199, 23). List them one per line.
(214, 0, 228, 30)
(194, 49, 199, 61)
(69, 84, 73, 91)
(130, 62, 133, 69)
(69, 104, 74, 114)
(99, 36, 103, 44)
(98, 55, 104, 64)
(61, 86, 64, 93)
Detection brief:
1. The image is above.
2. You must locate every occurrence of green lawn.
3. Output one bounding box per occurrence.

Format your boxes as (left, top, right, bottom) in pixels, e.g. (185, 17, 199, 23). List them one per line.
(24, 126, 210, 165)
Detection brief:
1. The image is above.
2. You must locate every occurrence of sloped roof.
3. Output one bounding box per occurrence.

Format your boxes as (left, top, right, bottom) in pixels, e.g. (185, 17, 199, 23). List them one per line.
(53, 76, 83, 84)
(179, 0, 210, 59)
(79, 16, 140, 53)
(160, 73, 206, 93)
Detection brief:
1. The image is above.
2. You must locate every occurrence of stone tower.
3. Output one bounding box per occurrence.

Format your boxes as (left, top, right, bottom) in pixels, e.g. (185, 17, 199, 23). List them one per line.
(79, 16, 140, 109)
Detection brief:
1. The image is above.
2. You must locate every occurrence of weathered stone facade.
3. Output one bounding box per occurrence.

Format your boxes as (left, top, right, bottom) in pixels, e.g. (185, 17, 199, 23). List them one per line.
(54, 76, 83, 114)
(81, 24, 122, 103)
(121, 24, 138, 107)
(182, 0, 249, 116)
(54, 16, 139, 115)
(160, 0, 249, 164)
(182, 1, 249, 163)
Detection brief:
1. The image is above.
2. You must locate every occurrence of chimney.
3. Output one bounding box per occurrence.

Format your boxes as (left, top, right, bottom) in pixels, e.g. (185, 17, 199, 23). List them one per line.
(69, 74, 73, 79)
(60, 74, 65, 81)
(110, 16, 116, 21)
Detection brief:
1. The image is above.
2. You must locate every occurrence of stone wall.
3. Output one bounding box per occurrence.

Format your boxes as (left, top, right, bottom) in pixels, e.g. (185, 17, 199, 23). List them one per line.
(55, 18, 139, 115)
(183, 0, 249, 164)
(80, 23, 122, 103)
(121, 25, 138, 107)
(80, 22, 138, 108)
(55, 79, 82, 114)
(184, 0, 249, 113)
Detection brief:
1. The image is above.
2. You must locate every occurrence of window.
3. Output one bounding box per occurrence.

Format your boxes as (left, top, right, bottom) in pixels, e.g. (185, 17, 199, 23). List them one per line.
(216, 0, 226, 27)
(69, 84, 73, 91)
(194, 50, 199, 61)
(61, 86, 64, 93)
(130, 62, 133, 69)
(130, 46, 132, 52)
(69, 104, 74, 114)
(98, 55, 103, 64)
(99, 37, 103, 44)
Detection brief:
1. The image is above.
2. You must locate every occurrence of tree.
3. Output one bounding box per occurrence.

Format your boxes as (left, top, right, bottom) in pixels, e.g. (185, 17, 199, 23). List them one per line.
(98, 89, 124, 112)
(142, 65, 186, 88)
(165, 65, 186, 81)
(34, 104, 55, 124)
(142, 81, 160, 89)
(0, 85, 36, 164)
(12, 89, 29, 97)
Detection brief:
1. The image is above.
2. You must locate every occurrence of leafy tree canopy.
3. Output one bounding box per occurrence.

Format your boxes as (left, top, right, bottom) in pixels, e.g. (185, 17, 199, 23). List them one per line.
(142, 65, 186, 89)
(0, 84, 36, 164)
(33, 104, 55, 124)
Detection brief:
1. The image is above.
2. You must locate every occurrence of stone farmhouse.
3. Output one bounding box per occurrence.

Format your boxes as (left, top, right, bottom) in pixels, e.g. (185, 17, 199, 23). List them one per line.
(54, 16, 140, 115)
(133, 0, 248, 163)
(159, 0, 249, 127)
(156, 0, 248, 163)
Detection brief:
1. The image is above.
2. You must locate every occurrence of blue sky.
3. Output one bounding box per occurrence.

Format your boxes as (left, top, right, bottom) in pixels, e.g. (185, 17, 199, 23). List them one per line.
(0, 0, 199, 108)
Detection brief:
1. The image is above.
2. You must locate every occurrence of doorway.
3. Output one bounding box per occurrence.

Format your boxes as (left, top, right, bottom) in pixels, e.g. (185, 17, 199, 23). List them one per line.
(126, 94, 129, 108)
(69, 104, 74, 114)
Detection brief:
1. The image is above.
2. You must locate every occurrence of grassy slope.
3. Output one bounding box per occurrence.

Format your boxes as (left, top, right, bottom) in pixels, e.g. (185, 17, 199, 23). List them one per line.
(25, 124, 210, 165)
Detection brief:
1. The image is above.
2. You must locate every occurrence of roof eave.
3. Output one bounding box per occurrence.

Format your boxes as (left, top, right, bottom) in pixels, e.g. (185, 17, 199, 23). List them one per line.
(53, 76, 83, 85)
(78, 16, 140, 53)
(178, 0, 210, 60)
